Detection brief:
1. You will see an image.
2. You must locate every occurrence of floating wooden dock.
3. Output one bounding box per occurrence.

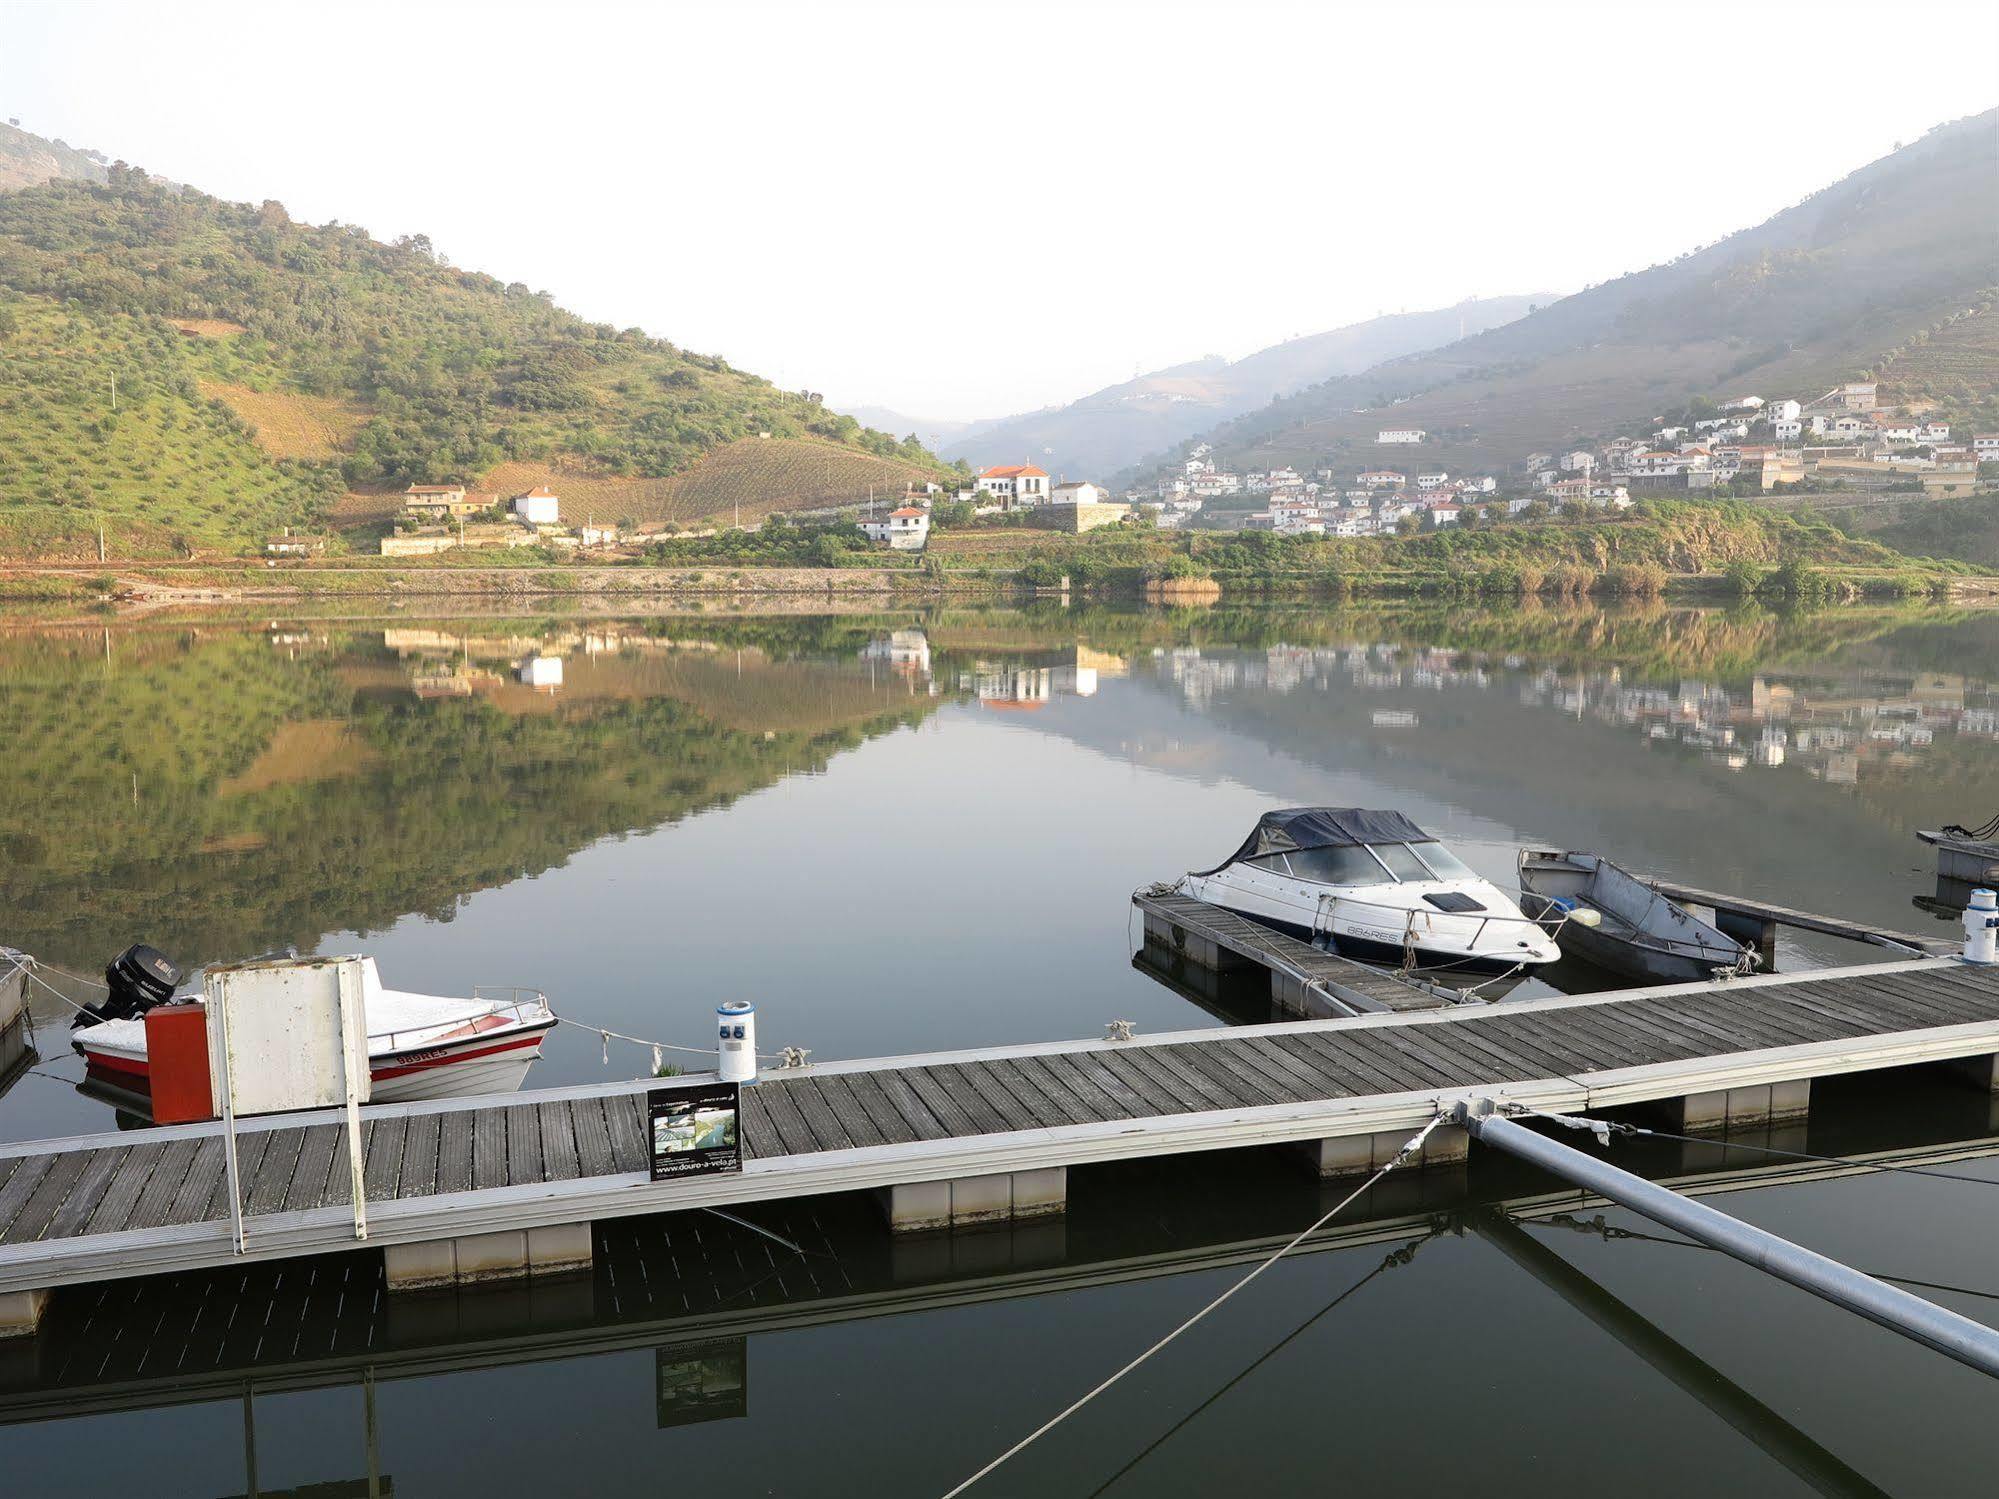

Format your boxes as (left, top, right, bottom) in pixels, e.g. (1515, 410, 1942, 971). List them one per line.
(7, 951, 1999, 1335)
(1645, 879, 1960, 962)
(10, 1133, 1989, 1428)
(1133, 888, 1454, 1014)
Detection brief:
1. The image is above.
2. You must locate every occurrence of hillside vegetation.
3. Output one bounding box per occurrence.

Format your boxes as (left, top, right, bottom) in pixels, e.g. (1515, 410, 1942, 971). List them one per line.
(0, 158, 950, 555)
(1134, 111, 1999, 486)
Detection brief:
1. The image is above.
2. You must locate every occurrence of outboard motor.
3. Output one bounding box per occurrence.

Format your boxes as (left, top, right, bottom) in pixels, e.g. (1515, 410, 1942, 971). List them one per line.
(70, 943, 182, 1029)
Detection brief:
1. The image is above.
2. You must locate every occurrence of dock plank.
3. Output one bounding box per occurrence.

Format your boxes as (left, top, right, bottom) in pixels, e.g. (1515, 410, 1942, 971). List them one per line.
(399, 1112, 444, 1197)
(160, 1139, 227, 1227)
(1002, 1056, 1109, 1125)
(869, 1067, 956, 1141)
(287, 1125, 345, 1212)
(503, 1106, 542, 1185)
(753, 1080, 823, 1156)
(605, 1094, 648, 1173)
(571, 1096, 616, 1177)
(437, 1108, 477, 1193)
(831, 1072, 918, 1145)
(1058, 1053, 1158, 1118)
(244, 1127, 308, 1217)
(812, 1075, 891, 1150)
(787, 1077, 858, 1152)
(1178, 1038, 1310, 1105)
(201, 1133, 267, 1225)
(21, 1150, 115, 1243)
(126, 1139, 201, 1231)
(472, 1107, 509, 1191)
(953, 1062, 1061, 1130)
(736, 1088, 780, 1161)
(900, 1066, 1004, 1136)
(0, 1155, 56, 1239)
(363, 1117, 409, 1203)
(1039, 1053, 1151, 1119)
(79, 1141, 168, 1237)
(538, 1102, 581, 1183)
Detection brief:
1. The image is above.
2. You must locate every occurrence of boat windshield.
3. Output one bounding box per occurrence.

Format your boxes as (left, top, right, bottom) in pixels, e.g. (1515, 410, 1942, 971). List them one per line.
(1410, 842, 1476, 880)
(1369, 843, 1435, 881)
(1282, 845, 1397, 885)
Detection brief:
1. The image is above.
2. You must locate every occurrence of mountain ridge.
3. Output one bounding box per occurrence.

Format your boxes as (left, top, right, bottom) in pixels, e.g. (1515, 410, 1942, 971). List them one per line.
(923, 296, 1551, 480)
(1129, 110, 1999, 488)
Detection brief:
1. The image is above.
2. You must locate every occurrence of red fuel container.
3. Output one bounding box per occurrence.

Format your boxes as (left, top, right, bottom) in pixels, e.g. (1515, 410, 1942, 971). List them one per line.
(144, 1004, 214, 1124)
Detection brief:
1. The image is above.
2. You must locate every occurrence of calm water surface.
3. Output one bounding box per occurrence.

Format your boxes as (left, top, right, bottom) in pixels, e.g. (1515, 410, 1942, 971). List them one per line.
(3, 601, 1998, 1494)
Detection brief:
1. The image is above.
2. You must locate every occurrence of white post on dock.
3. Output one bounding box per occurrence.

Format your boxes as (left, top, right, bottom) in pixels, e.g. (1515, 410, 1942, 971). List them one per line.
(1964, 888, 1999, 964)
(718, 1001, 757, 1084)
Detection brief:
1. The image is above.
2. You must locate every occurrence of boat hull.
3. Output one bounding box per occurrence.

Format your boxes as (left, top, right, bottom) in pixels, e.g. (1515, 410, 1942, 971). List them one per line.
(1519, 850, 1750, 986)
(77, 1019, 556, 1112)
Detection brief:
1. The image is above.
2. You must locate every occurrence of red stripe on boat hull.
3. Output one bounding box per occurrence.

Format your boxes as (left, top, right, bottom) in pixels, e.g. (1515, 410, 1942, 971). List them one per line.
(80, 1024, 554, 1088)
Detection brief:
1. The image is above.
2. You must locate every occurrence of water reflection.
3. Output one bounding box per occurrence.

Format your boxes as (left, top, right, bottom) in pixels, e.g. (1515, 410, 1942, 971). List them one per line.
(7, 601, 1999, 1144)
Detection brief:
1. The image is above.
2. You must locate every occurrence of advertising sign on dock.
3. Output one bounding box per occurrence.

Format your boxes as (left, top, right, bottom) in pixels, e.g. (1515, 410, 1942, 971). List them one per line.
(649, 1081, 743, 1180)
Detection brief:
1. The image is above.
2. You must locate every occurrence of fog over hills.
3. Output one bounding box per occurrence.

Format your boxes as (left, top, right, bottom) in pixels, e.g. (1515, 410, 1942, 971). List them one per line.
(902, 297, 1550, 481)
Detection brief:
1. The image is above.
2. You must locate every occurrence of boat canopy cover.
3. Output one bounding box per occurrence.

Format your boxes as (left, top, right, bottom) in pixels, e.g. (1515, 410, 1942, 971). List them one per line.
(1197, 807, 1434, 874)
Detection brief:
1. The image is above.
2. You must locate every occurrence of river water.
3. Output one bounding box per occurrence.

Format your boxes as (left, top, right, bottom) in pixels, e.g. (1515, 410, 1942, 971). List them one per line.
(3, 601, 1998, 1494)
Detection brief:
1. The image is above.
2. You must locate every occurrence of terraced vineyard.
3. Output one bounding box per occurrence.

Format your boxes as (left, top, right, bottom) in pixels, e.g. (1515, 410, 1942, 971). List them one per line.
(0, 144, 951, 555)
(483, 439, 945, 532)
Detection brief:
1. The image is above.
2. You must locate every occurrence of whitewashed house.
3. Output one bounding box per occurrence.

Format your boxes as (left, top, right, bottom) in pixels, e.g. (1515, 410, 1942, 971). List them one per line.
(1720, 396, 1765, 413)
(1051, 480, 1111, 506)
(1416, 471, 1449, 488)
(976, 464, 1050, 506)
(1358, 470, 1406, 489)
(1377, 427, 1425, 444)
(1559, 451, 1596, 473)
(860, 507, 931, 549)
(1765, 399, 1802, 422)
(513, 486, 561, 526)
(1772, 417, 1803, 441)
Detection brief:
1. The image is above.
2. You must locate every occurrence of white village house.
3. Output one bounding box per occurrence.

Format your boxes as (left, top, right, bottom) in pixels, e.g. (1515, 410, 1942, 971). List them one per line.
(1050, 480, 1111, 505)
(860, 506, 931, 550)
(975, 464, 1050, 507)
(1376, 428, 1425, 444)
(513, 486, 561, 526)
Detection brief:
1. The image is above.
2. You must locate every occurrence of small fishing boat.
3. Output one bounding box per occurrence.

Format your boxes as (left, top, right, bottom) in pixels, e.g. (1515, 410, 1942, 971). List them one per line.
(1183, 808, 1562, 993)
(1517, 849, 1754, 984)
(69, 946, 557, 1106)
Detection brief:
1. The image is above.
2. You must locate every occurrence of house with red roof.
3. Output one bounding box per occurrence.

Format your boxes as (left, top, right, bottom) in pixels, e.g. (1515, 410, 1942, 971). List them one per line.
(974, 464, 1050, 507)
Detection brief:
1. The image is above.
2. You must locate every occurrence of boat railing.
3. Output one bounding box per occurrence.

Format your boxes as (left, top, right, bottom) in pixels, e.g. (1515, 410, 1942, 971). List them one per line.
(368, 988, 550, 1051)
(1311, 892, 1549, 958)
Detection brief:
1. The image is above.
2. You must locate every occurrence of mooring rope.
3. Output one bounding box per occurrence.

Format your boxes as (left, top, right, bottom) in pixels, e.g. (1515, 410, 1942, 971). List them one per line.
(1506, 1106, 1999, 1189)
(938, 1112, 1447, 1498)
(6, 955, 95, 1016)
(1081, 1230, 1435, 1498)
(553, 1016, 800, 1069)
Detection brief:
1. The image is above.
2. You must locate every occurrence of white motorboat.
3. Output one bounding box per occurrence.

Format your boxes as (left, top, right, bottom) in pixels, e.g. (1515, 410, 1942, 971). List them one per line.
(71, 950, 556, 1107)
(1183, 807, 1562, 993)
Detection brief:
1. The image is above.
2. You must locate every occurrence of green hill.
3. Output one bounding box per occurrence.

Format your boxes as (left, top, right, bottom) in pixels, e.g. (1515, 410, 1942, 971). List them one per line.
(0, 152, 951, 557)
(1129, 111, 1999, 487)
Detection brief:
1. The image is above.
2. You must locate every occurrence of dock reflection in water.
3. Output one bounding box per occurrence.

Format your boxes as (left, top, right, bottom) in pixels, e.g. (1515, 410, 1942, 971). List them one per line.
(4, 1071, 1998, 1497)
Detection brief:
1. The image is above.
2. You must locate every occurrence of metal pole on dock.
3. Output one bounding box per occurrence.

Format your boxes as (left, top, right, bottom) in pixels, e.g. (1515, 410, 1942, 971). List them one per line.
(1456, 1105, 1999, 1380)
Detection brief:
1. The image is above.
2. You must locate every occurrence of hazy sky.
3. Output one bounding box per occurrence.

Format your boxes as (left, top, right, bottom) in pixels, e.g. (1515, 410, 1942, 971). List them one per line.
(4, 0, 1995, 421)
